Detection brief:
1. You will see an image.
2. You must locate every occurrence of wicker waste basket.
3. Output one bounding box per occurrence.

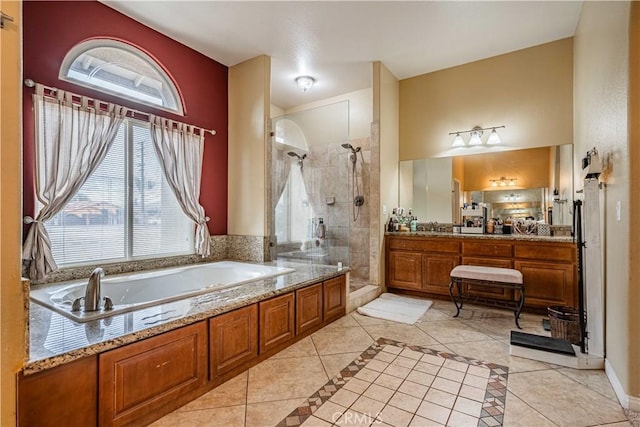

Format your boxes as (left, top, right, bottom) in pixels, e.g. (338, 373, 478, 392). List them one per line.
(548, 306, 582, 345)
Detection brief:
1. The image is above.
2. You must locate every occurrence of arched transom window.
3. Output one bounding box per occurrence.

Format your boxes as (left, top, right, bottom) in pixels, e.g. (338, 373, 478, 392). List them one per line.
(59, 39, 184, 115)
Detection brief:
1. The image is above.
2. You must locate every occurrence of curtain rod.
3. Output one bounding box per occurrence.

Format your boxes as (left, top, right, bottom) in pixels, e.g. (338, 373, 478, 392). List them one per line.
(24, 78, 216, 137)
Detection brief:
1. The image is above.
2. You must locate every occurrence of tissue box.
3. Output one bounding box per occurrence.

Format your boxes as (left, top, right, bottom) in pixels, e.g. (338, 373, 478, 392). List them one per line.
(538, 223, 551, 236)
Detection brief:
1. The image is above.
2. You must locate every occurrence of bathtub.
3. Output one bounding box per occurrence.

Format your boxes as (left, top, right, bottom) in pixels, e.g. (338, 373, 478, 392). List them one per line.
(30, 261, 295, 323)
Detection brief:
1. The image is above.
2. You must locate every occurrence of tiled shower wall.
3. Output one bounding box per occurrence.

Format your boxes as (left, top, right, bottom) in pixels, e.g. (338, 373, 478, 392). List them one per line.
(272, 136, 372, 282)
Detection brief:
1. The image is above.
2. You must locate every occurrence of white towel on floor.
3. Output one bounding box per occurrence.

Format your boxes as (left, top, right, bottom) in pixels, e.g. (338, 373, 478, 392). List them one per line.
(356, 293, 432, 325)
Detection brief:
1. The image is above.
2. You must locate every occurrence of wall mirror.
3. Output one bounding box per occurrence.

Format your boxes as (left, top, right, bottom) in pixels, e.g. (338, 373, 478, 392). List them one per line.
(398, 144, 573, 225)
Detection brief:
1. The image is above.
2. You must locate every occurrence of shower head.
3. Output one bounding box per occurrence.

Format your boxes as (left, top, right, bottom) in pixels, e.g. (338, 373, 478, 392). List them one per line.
(287, 151, 307, 160)
(341, 143, 361, 153)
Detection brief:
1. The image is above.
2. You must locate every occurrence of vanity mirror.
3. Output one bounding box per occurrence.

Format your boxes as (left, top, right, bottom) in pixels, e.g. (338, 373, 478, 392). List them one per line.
(398, 144, 573, 225)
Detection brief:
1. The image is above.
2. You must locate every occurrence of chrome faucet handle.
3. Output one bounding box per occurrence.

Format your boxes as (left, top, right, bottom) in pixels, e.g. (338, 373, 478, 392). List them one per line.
(71, 297, 83, 312)
(103, 296, 113, 311)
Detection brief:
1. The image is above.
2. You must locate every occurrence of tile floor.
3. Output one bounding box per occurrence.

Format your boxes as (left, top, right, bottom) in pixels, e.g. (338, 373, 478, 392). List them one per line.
(151, 300, 633, 427)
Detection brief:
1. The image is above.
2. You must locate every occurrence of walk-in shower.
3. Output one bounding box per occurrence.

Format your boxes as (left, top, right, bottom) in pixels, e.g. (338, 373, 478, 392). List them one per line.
(342, 143, 365, 221)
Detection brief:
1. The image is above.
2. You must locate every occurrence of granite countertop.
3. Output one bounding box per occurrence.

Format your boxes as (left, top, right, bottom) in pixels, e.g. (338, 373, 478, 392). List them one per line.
(385, 231, 574, 243)
(26, 260, 347, 375)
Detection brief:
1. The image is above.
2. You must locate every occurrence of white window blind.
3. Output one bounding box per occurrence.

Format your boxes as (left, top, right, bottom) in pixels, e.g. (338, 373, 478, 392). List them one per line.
(45, 119, 194, 267)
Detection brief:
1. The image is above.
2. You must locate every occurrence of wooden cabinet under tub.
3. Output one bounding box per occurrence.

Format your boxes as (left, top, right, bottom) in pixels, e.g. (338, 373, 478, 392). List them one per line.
(18, 272, 347, 427)
(385, 234, 577, 311)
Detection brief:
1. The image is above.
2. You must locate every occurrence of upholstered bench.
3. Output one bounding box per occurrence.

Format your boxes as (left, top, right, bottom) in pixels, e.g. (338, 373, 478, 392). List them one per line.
(449, 265, 525, 328)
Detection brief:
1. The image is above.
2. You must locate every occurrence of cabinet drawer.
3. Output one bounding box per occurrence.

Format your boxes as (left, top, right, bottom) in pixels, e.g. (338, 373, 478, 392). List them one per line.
(514, 243, 575, 262)
(462, 241, 512, 258)
(99, 322, 208, 427)
(388, 237, 459, 253)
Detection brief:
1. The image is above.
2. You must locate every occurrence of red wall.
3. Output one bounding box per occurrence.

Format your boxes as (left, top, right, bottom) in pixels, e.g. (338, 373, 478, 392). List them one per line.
(23, 0, 228, 235)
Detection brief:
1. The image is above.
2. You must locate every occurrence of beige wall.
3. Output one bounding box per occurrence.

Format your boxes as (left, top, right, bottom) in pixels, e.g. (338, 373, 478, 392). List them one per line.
(228, 55, 271, 236)
(282, 88, 373, 140)
(0, 0, 25, 424)
(399, 38, 573, 160)
(574, 0, 637, 403)
(374, 62, 399, 287)
(462, 147, 551, 191)
(629, 1, 640, 402)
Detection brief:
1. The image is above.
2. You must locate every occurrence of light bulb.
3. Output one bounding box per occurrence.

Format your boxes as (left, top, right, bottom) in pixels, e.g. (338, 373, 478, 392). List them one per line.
(452, 133, 465, 147)
(487, 128, 502, 145)
(295, 76, 315, 92)
(468, 130, 482, 145)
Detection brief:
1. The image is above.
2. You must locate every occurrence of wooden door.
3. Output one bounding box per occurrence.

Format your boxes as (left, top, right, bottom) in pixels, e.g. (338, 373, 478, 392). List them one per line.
(209, 304, 258, 379)
(296, 283, 323, 335)
(259, 293, 295, 354)
(323, 275, 346, 321)
(99, 322, 208, 427)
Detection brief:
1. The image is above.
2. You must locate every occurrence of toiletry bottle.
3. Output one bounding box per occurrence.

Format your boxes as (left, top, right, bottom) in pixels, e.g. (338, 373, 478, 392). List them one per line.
(410, 216, 417, 232)
(316, 218, 326, 240)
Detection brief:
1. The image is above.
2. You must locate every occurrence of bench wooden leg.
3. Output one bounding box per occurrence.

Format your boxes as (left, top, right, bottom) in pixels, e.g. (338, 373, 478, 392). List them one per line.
(514, 286, 525, 329)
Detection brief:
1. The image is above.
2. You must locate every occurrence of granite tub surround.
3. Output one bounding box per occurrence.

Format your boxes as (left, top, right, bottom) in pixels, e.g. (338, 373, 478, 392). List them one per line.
(26, 260, 348, 375)
(227, 234, 271, 262)
(385, 230, 574, 243)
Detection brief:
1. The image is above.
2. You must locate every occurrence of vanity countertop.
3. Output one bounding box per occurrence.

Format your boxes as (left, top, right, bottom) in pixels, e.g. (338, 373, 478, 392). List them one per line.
(385, 231, 574, 243)
(25, 260, 347, 375)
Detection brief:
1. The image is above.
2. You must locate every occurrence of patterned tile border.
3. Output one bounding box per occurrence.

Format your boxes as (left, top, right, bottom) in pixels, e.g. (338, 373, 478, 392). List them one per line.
(277, 337, 509, 427)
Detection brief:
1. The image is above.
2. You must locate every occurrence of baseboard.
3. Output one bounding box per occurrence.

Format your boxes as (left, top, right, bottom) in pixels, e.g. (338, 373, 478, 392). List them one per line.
(604, 358, 640, 410)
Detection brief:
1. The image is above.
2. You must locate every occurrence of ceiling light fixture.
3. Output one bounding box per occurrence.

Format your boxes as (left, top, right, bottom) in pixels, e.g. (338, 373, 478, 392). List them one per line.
(490, 177, 517, 187)
(448, 125, 505, 147)
(295, 75, 315, 92)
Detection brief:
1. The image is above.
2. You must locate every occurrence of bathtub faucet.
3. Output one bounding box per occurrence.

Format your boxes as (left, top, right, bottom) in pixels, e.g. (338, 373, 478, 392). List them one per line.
(85, 268, 105, 311)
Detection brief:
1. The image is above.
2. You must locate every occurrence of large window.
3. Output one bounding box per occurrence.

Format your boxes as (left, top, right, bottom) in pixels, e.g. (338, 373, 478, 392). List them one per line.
(44, 119, 194, 267)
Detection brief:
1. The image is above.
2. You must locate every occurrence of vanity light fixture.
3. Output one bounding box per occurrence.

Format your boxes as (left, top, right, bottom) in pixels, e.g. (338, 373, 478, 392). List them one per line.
(449, 125, 505, 147)
(490, 177, 517, 187)
(295, 75, 315, 92)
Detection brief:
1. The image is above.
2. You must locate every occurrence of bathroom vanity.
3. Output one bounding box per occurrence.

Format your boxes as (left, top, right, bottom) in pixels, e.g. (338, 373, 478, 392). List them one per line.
(385, 233, 577, 311)
(18, 262, 347, 427)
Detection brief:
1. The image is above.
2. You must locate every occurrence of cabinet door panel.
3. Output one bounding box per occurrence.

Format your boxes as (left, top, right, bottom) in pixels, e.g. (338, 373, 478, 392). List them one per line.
(297, 283, 323, 335)
(18, 356, 98, 427)
(388, 251, 422, 289)
(515, 260, 576, 308)
(99, 322, 208, 426)
(209, 304, 258, 379)
(324, 275, 346, 321)
(423, 254, 459, 295)
(259, 293, 295, 354)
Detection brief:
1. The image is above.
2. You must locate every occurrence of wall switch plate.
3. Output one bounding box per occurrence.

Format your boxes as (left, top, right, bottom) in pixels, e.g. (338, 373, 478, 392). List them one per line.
(382, 205, 387, 215)
(616, 201, 621, 221)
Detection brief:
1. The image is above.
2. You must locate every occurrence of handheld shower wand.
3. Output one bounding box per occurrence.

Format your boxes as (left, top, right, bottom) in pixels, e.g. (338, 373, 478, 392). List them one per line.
(341, 143, 365, 221)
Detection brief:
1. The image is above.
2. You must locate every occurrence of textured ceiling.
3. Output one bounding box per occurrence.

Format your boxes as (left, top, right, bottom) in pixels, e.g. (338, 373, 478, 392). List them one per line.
(101, 1, 583, 109)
